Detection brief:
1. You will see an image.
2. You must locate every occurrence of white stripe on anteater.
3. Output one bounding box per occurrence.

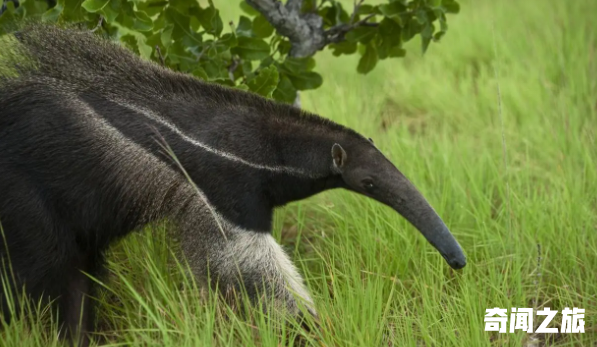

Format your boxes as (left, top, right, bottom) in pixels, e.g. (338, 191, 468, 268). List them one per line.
(74, 97, 229, 238)
(109, 99, 317, 178)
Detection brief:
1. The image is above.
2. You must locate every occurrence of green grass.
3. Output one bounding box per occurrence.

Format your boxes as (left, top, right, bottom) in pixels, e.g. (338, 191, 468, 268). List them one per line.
(2, 0, 597, 345)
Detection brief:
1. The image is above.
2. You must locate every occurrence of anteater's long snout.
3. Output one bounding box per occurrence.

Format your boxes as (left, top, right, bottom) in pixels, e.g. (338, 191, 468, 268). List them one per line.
(422, 216, 467, 270)
(390, 178, 466, 270)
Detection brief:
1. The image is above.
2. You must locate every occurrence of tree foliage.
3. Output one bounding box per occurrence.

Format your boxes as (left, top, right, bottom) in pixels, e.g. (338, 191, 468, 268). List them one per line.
(0, 0, 459, 103)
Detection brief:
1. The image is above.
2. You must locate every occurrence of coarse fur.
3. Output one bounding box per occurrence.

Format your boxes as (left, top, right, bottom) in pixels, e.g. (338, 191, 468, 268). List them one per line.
(0, 24, 465, 346)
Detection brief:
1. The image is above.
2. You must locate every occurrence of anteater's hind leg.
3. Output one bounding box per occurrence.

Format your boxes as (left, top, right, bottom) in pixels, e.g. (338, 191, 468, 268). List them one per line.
(1, 231, 97, 347)
(59, 252, 103, 347)
(180, 223, 316, 320)
(0, 182, 97, 347)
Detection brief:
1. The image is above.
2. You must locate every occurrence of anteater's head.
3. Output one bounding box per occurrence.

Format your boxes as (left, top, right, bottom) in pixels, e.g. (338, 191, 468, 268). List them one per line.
(330, 139, 466, 270)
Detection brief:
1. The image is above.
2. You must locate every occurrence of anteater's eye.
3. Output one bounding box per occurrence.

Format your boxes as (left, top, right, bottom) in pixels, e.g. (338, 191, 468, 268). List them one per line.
(362, 179, 375, 191)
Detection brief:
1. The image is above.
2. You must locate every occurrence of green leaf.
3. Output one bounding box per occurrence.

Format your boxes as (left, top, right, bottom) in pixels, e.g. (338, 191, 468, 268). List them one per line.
(379, 2, 406, 18)
(42, 0, 65, 22)
(282, 57, 316, 74)
(321, 2, 349, 27)
(219, 50, 232, 61)
(231, 36, 270, 61)
(277, 56, 321, 91)
(329, 41, 357, 56)
(388, 46, 406, 58)
(259, 56, 275, 68)
(247, 65, 279, 98)
(357, 4, 377, 15)
(133, 10, 153, 32)
(421, 23, 435, 53)
(0, 2, 18, 29)
(165, 6, 203, 47)
(100, 0, 120, 22)
(236, 83, 250, 92)
(168, 0, 194, 14)
(216, 33, 238, 50)
(180, 33, 204, 50)
(192, 67, 209, 80)
(211, 35, 234, 62)
(377, 17, 402, 59)
(402, 16, 422, 41)
(137, 37, 153, 59)
(207, 45, 217, 59)
(161, 25, 174, 47)
(415, 8, 428, 25)
(345, 26, 377, 44)
(301, 0, 317, 13)
(379, 17, 402, 43)
(273, 75, 297, 104)
(200, 58, 229, 80)
(357, 44, 378, 74)
(433, 9, 448, 42)
(145, 30, 162, 50)
(81, 0, 109, 13)
(442, 0, 460, 14)
(166, 41, 196, 65)
(277, 40, 291, 55)
(168, 0, 192, 13)
(252, 15, 274, 38)
(18, 0, 51, 19)
(120, 34, 152, 60)
(241, 60, 253, 76)
(239, 1, 259, 16)
(286, 71, 322, 90)
(211, 10, 224, 37)
(137, 0, 168, 17)
(60, 0, 89, 22)
(153, 11, 166, 29)
(197, 1, 223, 37)
(236, 16, 253, 37)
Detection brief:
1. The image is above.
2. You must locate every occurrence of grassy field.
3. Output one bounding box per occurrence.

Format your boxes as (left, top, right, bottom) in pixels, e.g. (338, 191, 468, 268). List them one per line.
(2, 0, 597, 346)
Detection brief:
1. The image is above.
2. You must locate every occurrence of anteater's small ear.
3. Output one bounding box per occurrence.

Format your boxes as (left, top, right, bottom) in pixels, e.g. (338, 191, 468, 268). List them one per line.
(331, 143, 347, 172)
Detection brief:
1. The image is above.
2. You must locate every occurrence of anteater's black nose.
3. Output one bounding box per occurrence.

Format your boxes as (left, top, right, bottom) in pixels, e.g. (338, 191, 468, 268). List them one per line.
(446, 254, 467, 270)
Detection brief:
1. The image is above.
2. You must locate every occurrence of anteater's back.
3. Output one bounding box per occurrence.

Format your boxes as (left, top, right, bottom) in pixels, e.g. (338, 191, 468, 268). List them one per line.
(1, 24, 201, 99)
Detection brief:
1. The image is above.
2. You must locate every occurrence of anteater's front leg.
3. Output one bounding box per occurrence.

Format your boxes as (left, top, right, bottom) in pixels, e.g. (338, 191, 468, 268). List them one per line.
(223, 230, 316, 318)
(179, 221, 316, 319)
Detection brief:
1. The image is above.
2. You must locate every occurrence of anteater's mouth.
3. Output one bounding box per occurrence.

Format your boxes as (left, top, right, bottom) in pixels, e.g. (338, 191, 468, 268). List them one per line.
(441, 252, 467, 270)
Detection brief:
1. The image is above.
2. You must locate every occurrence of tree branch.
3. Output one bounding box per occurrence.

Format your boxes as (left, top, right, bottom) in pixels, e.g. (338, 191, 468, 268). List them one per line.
(155, 45, 165, 66)
(349, 0, 365, 24)
(246, 0, 378, 58)
(285, 0, 302, 13)
(325, 13, 377, 44)
(245, 0, 325, 58)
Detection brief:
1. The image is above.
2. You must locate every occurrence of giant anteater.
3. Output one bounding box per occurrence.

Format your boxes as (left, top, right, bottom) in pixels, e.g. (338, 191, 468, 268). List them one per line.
(0, 24, 465, 346)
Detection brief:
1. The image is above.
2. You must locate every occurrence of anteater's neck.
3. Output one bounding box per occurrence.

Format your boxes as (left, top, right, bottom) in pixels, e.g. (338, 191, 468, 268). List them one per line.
(145, 92, 357, 233)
